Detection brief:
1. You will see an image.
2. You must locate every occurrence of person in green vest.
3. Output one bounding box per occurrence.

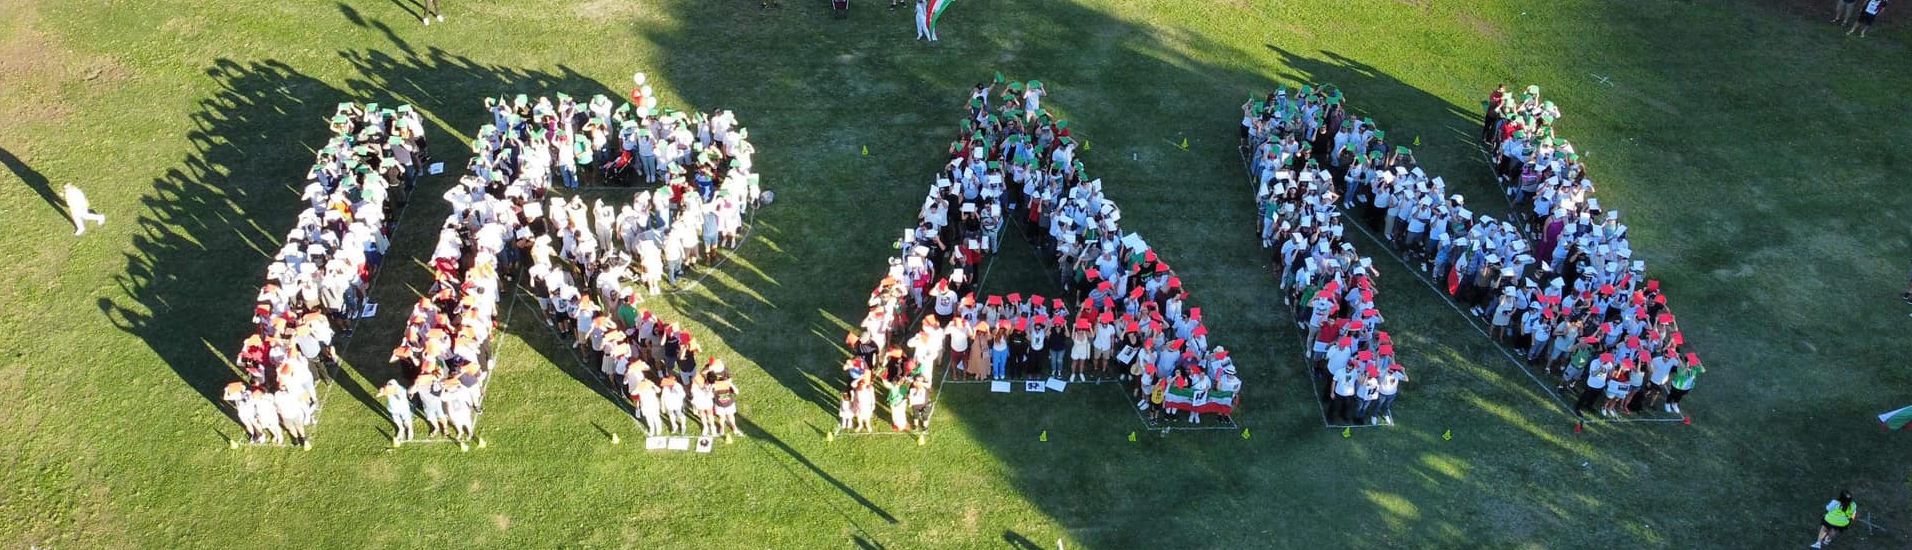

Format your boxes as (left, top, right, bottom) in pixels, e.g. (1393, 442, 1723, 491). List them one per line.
(1812, 490, 1857, 548)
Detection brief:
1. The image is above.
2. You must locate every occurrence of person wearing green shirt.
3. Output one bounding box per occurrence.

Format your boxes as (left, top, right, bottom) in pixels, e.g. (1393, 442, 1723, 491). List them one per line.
(1812, 490, 1857, 548)
(1666, 353, 1704, 414)
(881, 378, 910, 432)
(1556, 336, 1596, 394)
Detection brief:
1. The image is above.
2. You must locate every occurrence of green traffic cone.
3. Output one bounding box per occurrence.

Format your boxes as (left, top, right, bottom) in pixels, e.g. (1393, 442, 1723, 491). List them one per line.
(1443, 429, 1452, 441)
(1342, 427, 1351, 438)
(1039, 430, 1048, 442)
(1414, 135, 1421, 146)
(1083, 140, 1091, 150)
(861, 145, 869, 156)
(1241, 428, 1251, 440)
(1127, 431, 1137, 442)
(1179, 137, 1189, 150)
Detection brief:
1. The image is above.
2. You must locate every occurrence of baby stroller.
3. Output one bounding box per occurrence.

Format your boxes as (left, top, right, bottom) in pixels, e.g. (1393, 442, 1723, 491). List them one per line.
(832, 0, 848, 18)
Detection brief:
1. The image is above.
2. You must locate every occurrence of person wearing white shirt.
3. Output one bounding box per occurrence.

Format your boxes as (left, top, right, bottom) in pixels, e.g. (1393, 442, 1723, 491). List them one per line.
(63, 184, 107, 235)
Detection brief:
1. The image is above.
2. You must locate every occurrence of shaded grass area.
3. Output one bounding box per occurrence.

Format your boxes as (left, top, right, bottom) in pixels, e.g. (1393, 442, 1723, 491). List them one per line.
(0, 0, 1908, 548)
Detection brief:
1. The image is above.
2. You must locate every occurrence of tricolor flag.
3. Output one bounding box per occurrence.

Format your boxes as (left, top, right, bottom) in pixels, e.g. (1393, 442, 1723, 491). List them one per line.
(1880, 405, 1912, 430)
(925, 0, 955, 36)
(1165, 386, 1236, 414)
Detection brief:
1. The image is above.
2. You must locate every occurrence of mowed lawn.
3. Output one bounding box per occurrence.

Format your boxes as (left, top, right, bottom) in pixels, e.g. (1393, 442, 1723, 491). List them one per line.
(2, 0, 1910, 547)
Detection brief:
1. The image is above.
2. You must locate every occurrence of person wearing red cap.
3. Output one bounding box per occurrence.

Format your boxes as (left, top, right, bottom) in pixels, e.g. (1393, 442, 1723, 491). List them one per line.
(1090, 312, 1117, 380)
(1355, 363, 1382, 424)
(1007, 317, 1033, 379)
(989, 320, 1012, 379)
(1118, 321, 1145, 382)
(1643, 348, 1679, 412)
(965, 322, 991, 380)
(1329, 359, 1360, 424)
(1375, 361, 1408, 425)
(1602, 361, 1633, 417)
(1557, 335, 1597, 393)
(1666, 353, 1703, 414)
(1069, 317, 1093, 381)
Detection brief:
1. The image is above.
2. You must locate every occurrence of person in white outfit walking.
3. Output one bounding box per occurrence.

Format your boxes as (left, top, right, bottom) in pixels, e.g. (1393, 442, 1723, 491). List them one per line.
(915, 0, 931, 40)
(63, 184, 106, 235)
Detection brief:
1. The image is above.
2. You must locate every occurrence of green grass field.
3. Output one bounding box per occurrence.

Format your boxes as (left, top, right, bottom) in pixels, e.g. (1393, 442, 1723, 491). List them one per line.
(3, 0, 1910, 547)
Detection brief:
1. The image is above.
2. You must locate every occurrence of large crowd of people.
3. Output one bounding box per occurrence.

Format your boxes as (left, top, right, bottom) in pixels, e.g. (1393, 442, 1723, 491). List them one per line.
(382, 77, 765, 447)
(838, 79, 1244, 433)
(1238, 84, 1705, 421)
(223, 101, 428, 448)
(1240, 94, 1410, 426)
(1483, 83, 1706, 417)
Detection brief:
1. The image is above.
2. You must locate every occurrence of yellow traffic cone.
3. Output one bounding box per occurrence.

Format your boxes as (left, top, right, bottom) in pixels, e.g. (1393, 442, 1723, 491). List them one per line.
(477, 437, 488, 449)
(1179, 137, 1189, 150)
(1442, 430, 1452, 441)
(1341, 427, 1351, 438)
(1241, 428, 1251, 440)
(1127, 431, 1137, 442)
(611, 432, 622, 445)
(861, 145, 869, 156)
(1038, 430, 1048, 442)
(917, 433, 926, 446)
(826, 430, 835, 442)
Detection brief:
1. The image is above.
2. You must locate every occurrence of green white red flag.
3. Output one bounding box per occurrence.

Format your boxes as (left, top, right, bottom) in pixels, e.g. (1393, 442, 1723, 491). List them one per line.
(925, 0, 955, 35)
(1165, 386, 1235, 414)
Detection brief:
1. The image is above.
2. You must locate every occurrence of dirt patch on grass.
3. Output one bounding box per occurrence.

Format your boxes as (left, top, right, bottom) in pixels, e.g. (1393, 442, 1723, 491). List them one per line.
(1391, 0, 1432, 14)
(1458, 11, 1506, 41)
(0, 10, 133, 130)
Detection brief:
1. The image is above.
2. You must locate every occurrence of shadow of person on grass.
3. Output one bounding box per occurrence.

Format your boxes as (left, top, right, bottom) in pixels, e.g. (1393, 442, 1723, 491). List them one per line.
(0, 146, 66, 220)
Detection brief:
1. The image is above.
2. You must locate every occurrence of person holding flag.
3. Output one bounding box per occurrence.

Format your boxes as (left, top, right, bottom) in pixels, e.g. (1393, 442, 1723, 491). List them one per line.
(916, 0, 951, 41)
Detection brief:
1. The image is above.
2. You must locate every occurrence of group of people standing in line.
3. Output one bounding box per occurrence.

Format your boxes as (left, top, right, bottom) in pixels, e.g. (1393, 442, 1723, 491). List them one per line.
(222, 102, 427, 447)
(1243, 87, 1408, 426)
(1482, 84, 1706, 417)
(840, 79, 1244, 433)
(1239, 83, 1705, 422)
(380, 82, 763, 447)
